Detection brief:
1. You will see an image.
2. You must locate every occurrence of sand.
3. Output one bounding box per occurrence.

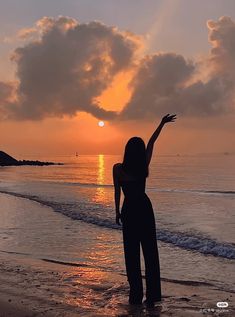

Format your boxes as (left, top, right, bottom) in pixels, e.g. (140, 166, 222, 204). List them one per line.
(0, 192, 234, 316)
(0, 253, 234, 317)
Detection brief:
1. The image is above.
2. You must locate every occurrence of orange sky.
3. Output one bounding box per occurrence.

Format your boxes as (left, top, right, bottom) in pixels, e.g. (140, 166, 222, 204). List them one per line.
(1, 64, 234, 157)
(1, 111, 234, 157)
(1, 67, 235, 157)
(1, 7, 235, 157)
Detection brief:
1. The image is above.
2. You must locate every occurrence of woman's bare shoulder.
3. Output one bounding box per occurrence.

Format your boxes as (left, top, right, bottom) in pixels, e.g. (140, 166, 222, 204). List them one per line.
(113, 163, 135, 181)
(113, 163, 122, 172)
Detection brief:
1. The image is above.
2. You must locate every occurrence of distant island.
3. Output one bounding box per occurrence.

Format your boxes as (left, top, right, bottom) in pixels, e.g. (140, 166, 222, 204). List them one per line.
(0, 151, 63, 166)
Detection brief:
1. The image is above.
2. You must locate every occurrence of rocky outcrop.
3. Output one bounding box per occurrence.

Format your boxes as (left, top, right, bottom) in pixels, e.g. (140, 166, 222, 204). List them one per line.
(0, 151, 18, 166)
(0, 151, 62, 166)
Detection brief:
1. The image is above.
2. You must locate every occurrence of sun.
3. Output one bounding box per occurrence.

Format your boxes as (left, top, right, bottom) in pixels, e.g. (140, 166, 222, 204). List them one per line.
(98, 121, 105, 127)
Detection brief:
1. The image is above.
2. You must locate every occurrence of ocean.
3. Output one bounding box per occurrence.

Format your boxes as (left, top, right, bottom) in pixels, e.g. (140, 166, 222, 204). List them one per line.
(0, 153, 234, 294)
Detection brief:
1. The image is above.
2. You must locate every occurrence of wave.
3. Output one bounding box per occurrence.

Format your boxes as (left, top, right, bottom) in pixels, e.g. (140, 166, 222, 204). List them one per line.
(41, 258, 231, 290)
(157, 229, 235, 260)
(43, 181, 235, 197)
(42, 258, 94, 268)
(148, 188, 235, 196)
(39, 258, 234, 292)
(57, 181, 113, 188)
(1, 190, 235, 260)
(0, 249, 31, 256)
(1, 251, 215, 287)
(203, 190, 235, 195)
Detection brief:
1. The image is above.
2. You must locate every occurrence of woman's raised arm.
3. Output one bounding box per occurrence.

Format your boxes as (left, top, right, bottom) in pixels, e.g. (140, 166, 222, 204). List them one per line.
(146, 114, 177, 166)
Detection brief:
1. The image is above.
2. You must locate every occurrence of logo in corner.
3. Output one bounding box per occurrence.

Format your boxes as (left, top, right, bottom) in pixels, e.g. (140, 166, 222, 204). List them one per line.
(216, 302, 228, 308)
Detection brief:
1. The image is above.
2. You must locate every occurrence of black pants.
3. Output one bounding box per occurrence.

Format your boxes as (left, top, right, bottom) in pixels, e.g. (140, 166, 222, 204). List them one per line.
(122, 211, 161, 303)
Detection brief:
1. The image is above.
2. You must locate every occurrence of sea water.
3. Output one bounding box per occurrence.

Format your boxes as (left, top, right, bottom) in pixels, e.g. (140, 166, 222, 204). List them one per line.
(0, 154, 234, 292)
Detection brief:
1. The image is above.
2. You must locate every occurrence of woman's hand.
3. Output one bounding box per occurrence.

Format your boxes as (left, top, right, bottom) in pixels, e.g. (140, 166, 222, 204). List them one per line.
(146, 113, 177, 166)
(161, 114, 177, 124)
(116, 212, 122, 225)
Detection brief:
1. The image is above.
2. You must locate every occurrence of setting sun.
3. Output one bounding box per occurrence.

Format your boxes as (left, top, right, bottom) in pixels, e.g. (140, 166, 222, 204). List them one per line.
(98, 121, 105, 127)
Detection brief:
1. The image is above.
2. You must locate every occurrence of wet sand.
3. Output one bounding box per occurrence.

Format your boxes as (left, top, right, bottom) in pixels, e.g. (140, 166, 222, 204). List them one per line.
(0, 192, 234, 316)
(0, 253, 234, 317)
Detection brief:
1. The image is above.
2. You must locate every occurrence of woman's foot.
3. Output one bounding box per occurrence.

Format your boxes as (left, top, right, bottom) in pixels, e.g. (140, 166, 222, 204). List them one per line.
(144, 298, 162, 308)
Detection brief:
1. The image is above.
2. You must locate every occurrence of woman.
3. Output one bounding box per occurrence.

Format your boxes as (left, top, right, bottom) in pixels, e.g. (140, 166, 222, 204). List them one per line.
(113, 114, 176, 306)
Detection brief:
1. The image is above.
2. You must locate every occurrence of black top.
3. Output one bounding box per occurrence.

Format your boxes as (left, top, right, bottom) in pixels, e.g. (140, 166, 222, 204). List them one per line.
(120, 177, 146, 201)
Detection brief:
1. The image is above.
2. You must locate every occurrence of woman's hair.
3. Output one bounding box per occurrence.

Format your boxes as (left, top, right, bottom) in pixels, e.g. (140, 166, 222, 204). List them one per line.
(122, 137, 148, 178)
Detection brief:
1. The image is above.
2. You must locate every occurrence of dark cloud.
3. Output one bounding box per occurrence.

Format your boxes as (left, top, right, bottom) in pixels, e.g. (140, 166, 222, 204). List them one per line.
(0, 82, 12, 101)
(4, 16, 138, 120)
(1, 16, 235, 121)
(0, 81, 15, 119)
(208, 16, 235, 74)
(120, 16, 235, 119)
(120, 53, 195, 118)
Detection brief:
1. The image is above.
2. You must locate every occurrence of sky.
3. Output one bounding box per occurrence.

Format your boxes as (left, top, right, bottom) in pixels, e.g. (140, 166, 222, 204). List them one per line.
(0, 0, 235, 156)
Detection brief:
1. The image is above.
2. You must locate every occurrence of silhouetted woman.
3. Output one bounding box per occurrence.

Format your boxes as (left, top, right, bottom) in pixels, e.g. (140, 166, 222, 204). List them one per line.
(113, 114, 176, 306)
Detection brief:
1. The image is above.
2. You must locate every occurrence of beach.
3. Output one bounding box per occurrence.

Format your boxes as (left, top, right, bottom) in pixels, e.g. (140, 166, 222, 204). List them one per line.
(1, 1, 235, 314)
(0, 249, 233, 316)
(0, 154, 234, 316)
(0, 192, 234, 316)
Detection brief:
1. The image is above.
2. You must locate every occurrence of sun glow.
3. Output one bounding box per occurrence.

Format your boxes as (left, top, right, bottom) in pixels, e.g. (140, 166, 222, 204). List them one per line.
(96, 71, 134, 112)
(98, 121, 105, 127)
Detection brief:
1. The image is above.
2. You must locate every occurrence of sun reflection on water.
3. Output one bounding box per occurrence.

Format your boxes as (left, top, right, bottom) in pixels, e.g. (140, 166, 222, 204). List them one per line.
(92, 154, 107, 204)
(63, 233, 123, 311)
(98, 154, 105, 185)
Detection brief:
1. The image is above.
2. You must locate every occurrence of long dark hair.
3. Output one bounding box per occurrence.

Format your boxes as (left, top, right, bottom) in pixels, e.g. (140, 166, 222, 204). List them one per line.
(122, 137, 148, 179)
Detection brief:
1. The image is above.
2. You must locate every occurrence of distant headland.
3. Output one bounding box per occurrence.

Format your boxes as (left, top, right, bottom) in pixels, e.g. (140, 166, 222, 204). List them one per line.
(0, 151, 63, 166)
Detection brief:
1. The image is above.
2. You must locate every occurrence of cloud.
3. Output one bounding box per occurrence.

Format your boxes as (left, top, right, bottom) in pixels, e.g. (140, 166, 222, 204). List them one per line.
(120, 53, 195, 118)
(2, 16, 138, 120)
(0, 82, 15, 119)
(120, 16, 235, 119)
(207, 16, 235, 74)
(0, 82, 12, 101)
(1, 16, 235, 121)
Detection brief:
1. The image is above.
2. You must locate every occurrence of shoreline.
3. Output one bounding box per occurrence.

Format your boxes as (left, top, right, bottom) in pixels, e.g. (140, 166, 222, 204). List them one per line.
(0, 192, 234, 316)
(0, 252, 234, 317)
